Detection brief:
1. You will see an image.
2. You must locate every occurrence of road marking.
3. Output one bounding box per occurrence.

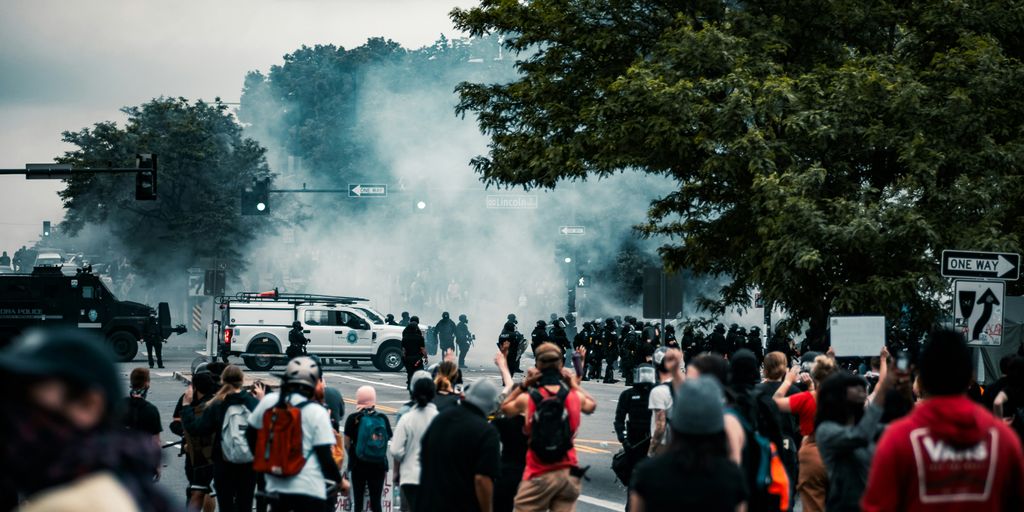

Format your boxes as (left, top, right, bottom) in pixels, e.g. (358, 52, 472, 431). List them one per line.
(343, 398, 397, 414)
(575, 445, 611, 455)
(153, 372, 174, 378)
(575, 438, 617, 444)
(326, 373, 407, 390)
(578, 494, 624, 511)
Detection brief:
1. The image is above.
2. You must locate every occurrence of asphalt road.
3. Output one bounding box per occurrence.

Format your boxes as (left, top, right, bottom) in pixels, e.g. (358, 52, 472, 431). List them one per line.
(119, 337, 630, 512)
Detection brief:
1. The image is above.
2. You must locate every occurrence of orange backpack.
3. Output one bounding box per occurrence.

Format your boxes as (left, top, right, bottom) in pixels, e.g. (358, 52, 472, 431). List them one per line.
(253, 400, 312, 476)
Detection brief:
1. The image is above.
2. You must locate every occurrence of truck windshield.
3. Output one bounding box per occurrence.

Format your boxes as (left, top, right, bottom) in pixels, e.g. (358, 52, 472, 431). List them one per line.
(354, 306, 384, 324)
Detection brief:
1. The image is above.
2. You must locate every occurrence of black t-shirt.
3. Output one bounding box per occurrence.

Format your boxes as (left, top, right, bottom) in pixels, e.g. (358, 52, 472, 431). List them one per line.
(433, 392, 460, 413)
(631, 453, 749, 511)
(343, 409, 393, 470)
(416, 405, 501, 512)
(492, 414, 527, 467)
(122, 397, 162, 436)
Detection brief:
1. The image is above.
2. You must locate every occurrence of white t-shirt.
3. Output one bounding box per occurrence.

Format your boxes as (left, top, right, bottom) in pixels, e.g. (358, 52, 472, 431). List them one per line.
(248, 392, 336, 500)
(388, 403, 438, 485)
(648, 381, 674, 445)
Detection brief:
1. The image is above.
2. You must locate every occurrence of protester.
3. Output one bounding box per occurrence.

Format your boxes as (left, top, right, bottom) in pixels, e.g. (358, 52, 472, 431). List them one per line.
(772, 353, 837, 512)
(344, 385, 392, 512)
(647, 348, 675, 457)
(247, 357, 344, 512)
(814, 365, 891, 512)
(501, 342, 597, 512)
(181, 365, 260, 512)
(0, 328, 174, 512)
(629, 376, 749, 511)
(432, 360, 461, 412)
(123, 366, 164, 478)
(490, 349, 527, 512)
(687, 353, 746, 465)
(416, 379, 502, 512)
(862, 330, 1024, 511)
(756, 351, 801, 508)
(992, 355, 1024, 441)
(389, 377, 438, 512)
(182, 370, 219, 512)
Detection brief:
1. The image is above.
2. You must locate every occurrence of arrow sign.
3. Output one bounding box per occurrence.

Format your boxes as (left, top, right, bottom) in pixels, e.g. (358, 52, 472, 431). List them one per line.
(348, 184, 387, 198)
(560, 226, 585, 235)
(942, 250, 1020, 280)
(954, 280, 1004, 346)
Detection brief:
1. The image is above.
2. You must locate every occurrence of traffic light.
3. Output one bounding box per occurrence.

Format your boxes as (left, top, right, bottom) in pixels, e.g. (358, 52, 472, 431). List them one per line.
(241, 178, 271, 215)
(135, 154, 158, 200)
(204, 269, 226, 296)
(42, 221, 51, 238)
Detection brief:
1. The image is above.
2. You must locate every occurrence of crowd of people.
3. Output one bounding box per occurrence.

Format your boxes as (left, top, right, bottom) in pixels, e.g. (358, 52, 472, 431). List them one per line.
(2, 321, 1024, 512)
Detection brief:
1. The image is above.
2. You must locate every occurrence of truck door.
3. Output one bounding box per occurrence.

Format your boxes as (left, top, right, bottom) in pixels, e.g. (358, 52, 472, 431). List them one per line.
(301, 309, 336, 354)
(76, 279, 107, 330)
(335, 310, 373, 355)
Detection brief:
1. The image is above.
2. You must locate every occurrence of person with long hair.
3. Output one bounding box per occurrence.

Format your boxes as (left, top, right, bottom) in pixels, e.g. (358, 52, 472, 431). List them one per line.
(390, 377, 438, 511)
(181, 364, 260, 512)
(432, 360, 461, 412)
(629, 376, 749, 511)
(772, 353, 838, 512)
(814, 365, 891, 512)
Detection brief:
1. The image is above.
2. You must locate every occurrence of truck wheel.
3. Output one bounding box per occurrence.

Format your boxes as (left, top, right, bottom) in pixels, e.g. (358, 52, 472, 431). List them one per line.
(108, 331, 139, 362)
(244, 341, 278, 372)
(374, 345, 404, 372)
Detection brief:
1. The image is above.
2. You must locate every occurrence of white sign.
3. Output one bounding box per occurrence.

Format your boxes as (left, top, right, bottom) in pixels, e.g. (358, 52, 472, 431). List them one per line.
(954, 280, 1003, 346)
(485, 194, 538, 209)
(560, 226, 585, 235)
(830, 316, 886, 356)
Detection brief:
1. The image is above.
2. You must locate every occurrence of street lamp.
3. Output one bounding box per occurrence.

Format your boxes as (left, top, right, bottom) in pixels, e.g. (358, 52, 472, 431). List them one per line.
(564, 257, 572, 264)
(417, 201, 427, 210)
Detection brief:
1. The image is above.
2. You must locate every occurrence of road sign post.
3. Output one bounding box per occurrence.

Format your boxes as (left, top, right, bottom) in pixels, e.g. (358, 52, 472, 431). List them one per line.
(954, 280, 1004, 346)
(941, 250, 1020, 280)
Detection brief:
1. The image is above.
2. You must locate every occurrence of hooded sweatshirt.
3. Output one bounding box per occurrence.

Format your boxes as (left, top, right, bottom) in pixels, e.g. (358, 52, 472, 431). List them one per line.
(861, 395, 1024, 512)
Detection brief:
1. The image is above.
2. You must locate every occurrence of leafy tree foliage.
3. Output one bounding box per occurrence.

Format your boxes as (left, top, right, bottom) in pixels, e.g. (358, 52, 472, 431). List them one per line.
(452, 0, 1024, 337)
(58, 97, 273, 280)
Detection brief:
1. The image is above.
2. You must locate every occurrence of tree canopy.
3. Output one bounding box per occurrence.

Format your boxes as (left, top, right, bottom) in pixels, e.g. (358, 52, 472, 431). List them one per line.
(451, 0, 1024, 339)
(58, 97, 274, 281)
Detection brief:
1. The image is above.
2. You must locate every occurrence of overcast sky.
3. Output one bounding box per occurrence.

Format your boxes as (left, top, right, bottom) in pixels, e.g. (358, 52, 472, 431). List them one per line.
(0, 0, 476, 250)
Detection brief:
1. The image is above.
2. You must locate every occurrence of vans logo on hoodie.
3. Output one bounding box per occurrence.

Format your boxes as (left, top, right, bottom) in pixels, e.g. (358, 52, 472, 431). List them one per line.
(909, 427, 998, 503)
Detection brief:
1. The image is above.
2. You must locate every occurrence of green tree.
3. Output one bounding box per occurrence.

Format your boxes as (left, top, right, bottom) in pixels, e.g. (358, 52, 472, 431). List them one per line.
(452, 0, 1024, 338)
(58, 97, 274, 282)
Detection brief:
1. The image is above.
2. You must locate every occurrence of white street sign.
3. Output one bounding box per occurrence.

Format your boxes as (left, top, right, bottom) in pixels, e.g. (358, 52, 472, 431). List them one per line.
(954, 280, 1004, 346)
(486, 195, 538, 209)
(560, 226, 585, 235)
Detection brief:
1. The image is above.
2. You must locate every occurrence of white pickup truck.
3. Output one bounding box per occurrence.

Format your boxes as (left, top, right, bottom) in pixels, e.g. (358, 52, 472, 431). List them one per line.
(205, 292, 409, 372)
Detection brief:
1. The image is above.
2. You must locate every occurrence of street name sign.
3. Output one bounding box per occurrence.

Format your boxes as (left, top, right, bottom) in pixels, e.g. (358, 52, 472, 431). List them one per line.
(486, 195, 538, 209)
(348, 184, 387, 197)
(941, 250, 1019, 280)
(560, 226, 585, 235)
(954, 280, 1004, 346)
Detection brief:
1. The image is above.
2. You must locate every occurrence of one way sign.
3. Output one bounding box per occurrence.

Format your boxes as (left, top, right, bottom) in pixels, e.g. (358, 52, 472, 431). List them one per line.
(941, 250, 1020, 280)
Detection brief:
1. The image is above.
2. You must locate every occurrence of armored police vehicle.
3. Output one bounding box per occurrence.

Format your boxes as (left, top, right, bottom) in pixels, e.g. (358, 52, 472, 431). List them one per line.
(206, 291, 410, 372)
(0, 265, 186, 361)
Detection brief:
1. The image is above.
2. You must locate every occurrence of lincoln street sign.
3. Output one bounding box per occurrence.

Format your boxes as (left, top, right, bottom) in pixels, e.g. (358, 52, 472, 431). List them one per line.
(941, 250, 1020, 280)
(348, 184, 387, 197)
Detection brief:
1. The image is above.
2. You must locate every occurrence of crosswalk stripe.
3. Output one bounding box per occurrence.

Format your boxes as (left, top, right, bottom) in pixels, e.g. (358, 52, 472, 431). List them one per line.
(578, 494, 624, 510)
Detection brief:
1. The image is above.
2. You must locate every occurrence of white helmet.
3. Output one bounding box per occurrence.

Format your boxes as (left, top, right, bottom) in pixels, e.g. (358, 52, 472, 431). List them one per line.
(279, 356, 320, 389)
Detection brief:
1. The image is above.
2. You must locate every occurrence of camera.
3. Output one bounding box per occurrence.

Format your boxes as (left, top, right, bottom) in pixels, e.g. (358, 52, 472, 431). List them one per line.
(895, 351, 911, 372)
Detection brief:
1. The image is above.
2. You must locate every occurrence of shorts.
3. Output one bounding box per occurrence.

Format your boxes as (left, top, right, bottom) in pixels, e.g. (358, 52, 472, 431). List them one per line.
(513, 468, 581, 512)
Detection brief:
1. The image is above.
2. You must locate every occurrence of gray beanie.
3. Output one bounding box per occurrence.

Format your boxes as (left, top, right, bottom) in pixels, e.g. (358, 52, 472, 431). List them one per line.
(670, 376, 725, 435)
(463, 379, 500, 415)
(409, 370, 432, 392)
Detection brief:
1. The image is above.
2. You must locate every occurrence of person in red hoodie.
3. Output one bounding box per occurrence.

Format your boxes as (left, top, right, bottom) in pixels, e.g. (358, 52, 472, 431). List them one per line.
(861, 329, 1024, 511)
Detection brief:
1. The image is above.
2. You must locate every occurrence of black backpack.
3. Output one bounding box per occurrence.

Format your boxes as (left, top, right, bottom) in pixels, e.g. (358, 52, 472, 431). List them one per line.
(529, 385, 573, 463)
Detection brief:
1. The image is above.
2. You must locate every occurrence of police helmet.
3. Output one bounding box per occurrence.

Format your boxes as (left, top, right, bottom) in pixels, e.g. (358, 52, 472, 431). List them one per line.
(634, 364, 656, 385)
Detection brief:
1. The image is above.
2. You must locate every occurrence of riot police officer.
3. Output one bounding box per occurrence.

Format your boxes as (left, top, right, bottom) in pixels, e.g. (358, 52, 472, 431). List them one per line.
(602, 318, 620, 383)
(455, 314, 473, 368)
(287, 320, 307, 360)
(436, 312, 457, 355)
(385, 313, 398, 326)
(586, 321, 604, 381)
(745, 326, 765, 360)
(531, 320, 549, 355)
(620, 323, 641, 385)
(613, 363, 656, 490)
(663, 324, 679, 350)
(144, 331, 164, 369)
(551, 317, 570, 355)
(573, 322, 592, 380)
(709, 323, 730, 355)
